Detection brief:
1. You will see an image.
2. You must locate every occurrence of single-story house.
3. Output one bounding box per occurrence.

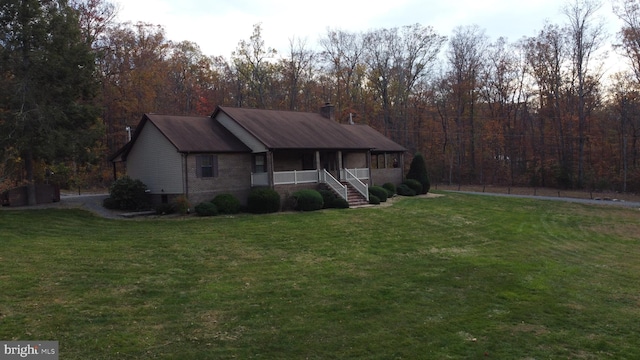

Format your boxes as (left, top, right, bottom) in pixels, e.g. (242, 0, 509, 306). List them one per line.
(110, 104, 406, 207)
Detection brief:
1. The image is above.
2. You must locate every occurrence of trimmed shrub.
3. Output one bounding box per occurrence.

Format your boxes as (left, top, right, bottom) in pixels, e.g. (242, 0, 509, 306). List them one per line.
(397, 183, 417, 196)
(382, 182, 396, 198)
(369, 194, 381, 204)
(195, 202, 218, 216)
(368, 186, 388, 202)
(247, 188, 281, 214)
(291, 189, 324, 211)
(330, 197, 350, 209)
(107, 176, 149, 210)
(155, 203, 177, 215)
(212, 193, 241, 214)
(403, 179, 422, 194)
(406, 153, 430, 194)
(102, 197, 119, 210)
(318, 189, 337, 209)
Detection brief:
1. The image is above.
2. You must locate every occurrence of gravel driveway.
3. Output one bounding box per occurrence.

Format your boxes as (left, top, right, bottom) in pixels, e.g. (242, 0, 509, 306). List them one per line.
(1, 193, 124, 219)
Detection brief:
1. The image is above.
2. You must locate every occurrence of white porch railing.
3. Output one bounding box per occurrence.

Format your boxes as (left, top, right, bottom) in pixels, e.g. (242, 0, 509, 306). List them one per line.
(340, 168, 369, 180)
(273, 170, 319, 185)
(343, 168, 369, 202)
(319, 169, 348, 201)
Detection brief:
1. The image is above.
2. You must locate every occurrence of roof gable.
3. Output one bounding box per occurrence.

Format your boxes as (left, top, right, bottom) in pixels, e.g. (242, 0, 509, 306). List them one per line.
(112, 114, 250, 161)
(146, 114, 249, 153)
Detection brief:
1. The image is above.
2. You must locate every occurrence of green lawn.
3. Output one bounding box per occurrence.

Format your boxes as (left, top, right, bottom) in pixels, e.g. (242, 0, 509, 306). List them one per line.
(1, 192, 639, 359)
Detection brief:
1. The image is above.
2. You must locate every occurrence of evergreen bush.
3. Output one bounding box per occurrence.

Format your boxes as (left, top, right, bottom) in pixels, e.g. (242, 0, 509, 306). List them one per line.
(368, 186, 388, 202)
(369, 194, 381, 204)
(195, 202, 218, 216)
(107, 176, 149, 210)
(318, 189, 337, 209)
(330, 197, 350, 209)
(397, 183, 417, 196)
(212, 193, 241, 214)
(292, 189, 324, 211)
(403, 179, 423, 194)
(382, 183, 396, 198)
(406, 153, 430, 194)
(247, 188, 281, 214)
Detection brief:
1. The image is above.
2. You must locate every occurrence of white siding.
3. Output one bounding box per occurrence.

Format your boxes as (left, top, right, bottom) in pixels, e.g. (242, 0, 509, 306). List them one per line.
(126, 122, 184, 194)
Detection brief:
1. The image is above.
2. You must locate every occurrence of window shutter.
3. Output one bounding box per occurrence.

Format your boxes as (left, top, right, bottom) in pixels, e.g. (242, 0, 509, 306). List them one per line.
(213, 155, 219, 177)
(195, 155, 202, 178)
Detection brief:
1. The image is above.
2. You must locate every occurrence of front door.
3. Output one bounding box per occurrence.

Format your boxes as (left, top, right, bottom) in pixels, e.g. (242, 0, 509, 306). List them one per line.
(320, 151, 338, 178)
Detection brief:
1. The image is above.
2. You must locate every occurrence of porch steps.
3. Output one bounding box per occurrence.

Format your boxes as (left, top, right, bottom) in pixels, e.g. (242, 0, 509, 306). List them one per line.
(319, 183, 368, 207)
(344, 183, 369, 207)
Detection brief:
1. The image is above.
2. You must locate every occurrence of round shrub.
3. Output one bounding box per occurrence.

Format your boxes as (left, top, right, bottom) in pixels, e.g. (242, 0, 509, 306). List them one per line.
(292, 189, 324, 211)
(212, 193, 241, 214)
(102, 197, 119, 210)
(330, 197, 350, 209)
(369, 194, 381, 205)
(195, 202, 218, 216)
(382, 182, 396, 198)
(403, 179, 422, 194)
(108, 176, 149, 210)
(247, 188, 281, 214)
(397, 183, 417, 196)
(368, 186, 388, 202)
(318, 189, 337, 209)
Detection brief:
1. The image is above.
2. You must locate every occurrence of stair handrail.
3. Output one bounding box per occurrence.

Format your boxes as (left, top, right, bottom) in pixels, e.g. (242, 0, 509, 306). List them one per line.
(320, 169, 348, 201)
(343, 168, 369, 202)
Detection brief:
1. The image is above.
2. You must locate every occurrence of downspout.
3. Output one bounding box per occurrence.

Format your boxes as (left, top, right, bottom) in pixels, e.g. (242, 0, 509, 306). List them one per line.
(183, 152, 189, 200)
(367, 150, 372, 185)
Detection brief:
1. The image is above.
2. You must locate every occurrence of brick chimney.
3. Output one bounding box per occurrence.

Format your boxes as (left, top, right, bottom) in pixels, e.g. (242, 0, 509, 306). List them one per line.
(320, 102, 335, 121)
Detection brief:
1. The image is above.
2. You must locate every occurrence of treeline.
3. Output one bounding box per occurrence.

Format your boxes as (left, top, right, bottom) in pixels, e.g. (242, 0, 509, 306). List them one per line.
(4, 0, 640, 193)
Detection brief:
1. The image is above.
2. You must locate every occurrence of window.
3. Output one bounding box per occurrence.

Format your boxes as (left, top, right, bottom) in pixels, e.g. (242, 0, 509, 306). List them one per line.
(253, 154, 266, 173)
(196, 155, 218, 178)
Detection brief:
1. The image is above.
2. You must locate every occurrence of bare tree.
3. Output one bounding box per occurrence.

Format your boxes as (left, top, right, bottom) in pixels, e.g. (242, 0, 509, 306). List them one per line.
(563, 0, 607, 187)
(523, 23, 569, 187)
(613, 0, 640, 82)
(319, 29, 366, 116)
(445, 25, 488, 181)
(232, 23, 278, 108)
(364, 24, 445, 143)
(282, 37, 317, 111)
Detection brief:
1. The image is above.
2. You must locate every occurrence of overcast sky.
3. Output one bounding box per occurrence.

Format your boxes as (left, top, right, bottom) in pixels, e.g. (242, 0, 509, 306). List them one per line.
(115, 0, 623, 62)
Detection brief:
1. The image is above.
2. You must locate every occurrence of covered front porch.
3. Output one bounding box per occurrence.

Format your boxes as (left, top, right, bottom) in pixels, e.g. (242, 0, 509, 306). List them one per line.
(250, 149, 371, 202)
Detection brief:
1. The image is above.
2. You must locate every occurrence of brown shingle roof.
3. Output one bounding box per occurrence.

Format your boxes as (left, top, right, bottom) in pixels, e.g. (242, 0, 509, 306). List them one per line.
(112, 114, 250, 161)
(340, 124, 406, 152)
(146, 114, 250, 153)
(215, 106, 378, 150)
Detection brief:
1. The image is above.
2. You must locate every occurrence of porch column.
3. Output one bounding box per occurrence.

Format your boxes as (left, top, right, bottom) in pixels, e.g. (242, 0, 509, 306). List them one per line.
(315, 151, 321, 170)
(267, 151, 275, 188)
(337, 151, 343, 180)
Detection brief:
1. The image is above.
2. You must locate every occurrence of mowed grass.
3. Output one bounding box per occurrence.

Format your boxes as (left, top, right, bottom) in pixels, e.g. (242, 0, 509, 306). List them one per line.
(1, 192, 639, 359)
